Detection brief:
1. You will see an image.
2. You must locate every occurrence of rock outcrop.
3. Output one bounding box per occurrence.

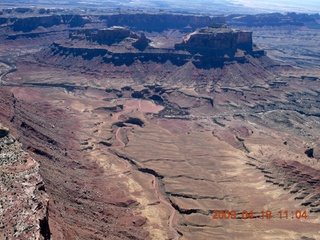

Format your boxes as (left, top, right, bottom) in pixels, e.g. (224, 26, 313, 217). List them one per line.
(175, 26, 253, 55)
(90, 27, 131, 45)
(36, 24, 261, 69)
(236, 30, 253, 51)
(0, 122, 49, 240)
(132, 33, 150, 51)
(175, 27, 238, 55)
(314, 144, 320, 160)
(70, 26, 135, 45)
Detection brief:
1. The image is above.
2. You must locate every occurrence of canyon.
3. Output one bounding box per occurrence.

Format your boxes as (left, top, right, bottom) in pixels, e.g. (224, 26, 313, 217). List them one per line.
(0, 7, 319, 240)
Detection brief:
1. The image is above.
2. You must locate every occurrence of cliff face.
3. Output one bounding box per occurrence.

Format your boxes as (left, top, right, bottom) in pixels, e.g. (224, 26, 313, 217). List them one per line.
(12, 15, 62, 32)
(43, 42, 189, 66)
(236, 31, 252, 51)
(11, 14, 89, 32)
(175, 27, 238, 56)
(173, 26, 255, 67)
(132, 33, 150, 51)
(2, 10, 320, 38)
(71, 26, 132, 45)
(100, 13, 226, 32)
(1, 11, 227, 35)
(94, 27, 131, 44)
(175, 27, 253, 54)
(0, 118, 49, 240)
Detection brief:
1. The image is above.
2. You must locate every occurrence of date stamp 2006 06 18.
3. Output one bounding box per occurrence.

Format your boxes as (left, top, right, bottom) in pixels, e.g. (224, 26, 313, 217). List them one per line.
(212, 210, 308, 220)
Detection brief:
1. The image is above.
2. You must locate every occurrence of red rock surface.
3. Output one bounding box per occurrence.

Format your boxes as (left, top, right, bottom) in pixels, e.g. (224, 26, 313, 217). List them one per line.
(0, 86, 151, 240)
(0, 8, 320, 240)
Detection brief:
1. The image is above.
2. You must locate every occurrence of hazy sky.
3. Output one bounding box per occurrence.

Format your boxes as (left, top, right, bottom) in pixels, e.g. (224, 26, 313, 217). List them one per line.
(230, 0, 320, 13)
(1, 0, 319, 14)
(126, 0, 320, 13)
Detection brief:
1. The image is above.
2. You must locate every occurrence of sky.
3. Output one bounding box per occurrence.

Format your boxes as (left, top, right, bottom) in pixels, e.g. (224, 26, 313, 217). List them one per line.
(230, 0, 320, 13)
(110, 0, 320, 14)
(112, 0, 320, 14)
(1, 0, 319, 14)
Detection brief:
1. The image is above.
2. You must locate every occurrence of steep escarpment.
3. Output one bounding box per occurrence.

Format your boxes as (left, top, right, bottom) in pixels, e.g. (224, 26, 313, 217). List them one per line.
(174, 26, 256, 67)
(11, 14, 89, 32)
(0, 121, 49, 240)
(69, 26, 150, 48)
(0, 10, 226, 41)
(100, 13, 225, 32)
(0, 9, 225, 34)
(175, 26, 252, 53)
(0, 11, 90, 49)
(0, 87, 150, 240)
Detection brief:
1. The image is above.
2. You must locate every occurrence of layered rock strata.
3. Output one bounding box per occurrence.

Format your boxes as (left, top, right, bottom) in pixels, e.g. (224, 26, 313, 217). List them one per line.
(35, 25, 262, 70)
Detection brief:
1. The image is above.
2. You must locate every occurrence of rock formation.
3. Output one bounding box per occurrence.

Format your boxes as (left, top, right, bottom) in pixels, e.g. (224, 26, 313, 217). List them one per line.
(11, 14, 89, 32)
(0, 122, 49, 240)
(70, 26, 151, 51)
(36, 24, 261, 69)
(89, 27, 131, 45)
(132, 33, 150, 51)
(175, 26, 253, 56)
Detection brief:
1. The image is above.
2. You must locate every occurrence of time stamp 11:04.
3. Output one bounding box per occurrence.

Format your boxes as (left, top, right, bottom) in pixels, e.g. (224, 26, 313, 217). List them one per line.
(212, 210, 308, 220)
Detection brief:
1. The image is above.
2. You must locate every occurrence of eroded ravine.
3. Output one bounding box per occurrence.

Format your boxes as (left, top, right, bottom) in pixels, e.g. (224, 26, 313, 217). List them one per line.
(152, 175, 181, 240)
(111, 100, 181, 239)
(0, 60, 16, 83)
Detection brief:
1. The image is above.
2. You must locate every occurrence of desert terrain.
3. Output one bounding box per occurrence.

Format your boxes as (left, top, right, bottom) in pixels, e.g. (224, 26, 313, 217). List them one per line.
(0, 7, 319, 240)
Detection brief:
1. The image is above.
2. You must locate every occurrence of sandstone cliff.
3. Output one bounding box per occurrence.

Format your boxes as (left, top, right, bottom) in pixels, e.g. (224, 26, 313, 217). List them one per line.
(175, 26, 253, 55)
(71, 26, 133, 45)
(11, 14, 89, 32)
